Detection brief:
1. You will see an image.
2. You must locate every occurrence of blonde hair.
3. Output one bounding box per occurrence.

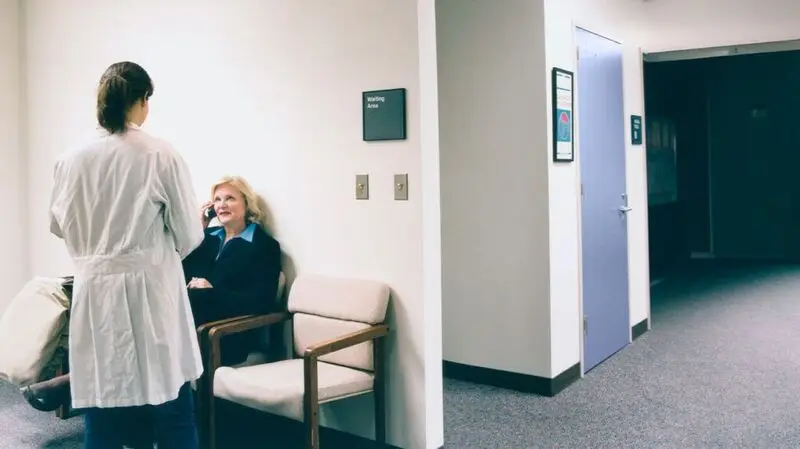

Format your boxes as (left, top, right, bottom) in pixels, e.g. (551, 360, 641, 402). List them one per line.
(210, 175, 268, 229)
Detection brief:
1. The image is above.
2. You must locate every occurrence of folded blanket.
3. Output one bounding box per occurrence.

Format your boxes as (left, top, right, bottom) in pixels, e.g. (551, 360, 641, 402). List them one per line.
(0, 277, 71, 387)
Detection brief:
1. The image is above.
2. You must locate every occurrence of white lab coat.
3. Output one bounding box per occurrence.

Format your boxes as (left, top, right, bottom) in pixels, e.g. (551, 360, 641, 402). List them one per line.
(49, 124, 205, 409)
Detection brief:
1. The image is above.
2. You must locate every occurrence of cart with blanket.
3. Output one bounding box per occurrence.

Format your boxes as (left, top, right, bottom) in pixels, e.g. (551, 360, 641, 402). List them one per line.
(0, 276, 74, 418)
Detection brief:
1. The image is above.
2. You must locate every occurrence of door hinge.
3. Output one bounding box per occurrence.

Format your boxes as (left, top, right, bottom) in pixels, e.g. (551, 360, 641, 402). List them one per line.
(583, 316, 588, 336)
(576, 46, 580, 60)
(581, 183, 584, 196)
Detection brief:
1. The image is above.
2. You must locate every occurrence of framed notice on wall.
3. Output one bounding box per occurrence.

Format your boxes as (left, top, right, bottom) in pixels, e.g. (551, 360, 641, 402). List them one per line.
(362, 88, 407, 141)
(551, 67, 575, 162)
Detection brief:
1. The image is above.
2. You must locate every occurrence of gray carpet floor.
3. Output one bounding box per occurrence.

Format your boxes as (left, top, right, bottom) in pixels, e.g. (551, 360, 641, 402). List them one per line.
(444, 261, 800, 448)
(2, 261, 799, 448)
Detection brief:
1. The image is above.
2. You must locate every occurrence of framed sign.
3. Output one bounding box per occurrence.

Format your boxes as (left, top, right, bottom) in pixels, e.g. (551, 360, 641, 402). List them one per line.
(630, 115, 643, 145)
(551, 67, 574, 162)
(362, 88, 407, 141)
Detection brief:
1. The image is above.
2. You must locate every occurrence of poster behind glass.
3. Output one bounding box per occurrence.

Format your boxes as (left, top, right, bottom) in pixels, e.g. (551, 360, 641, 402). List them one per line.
(646, 117, 678, 206)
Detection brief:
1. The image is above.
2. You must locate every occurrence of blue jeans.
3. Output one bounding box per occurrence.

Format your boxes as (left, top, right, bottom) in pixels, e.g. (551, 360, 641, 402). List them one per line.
(84, 382, 198, 449)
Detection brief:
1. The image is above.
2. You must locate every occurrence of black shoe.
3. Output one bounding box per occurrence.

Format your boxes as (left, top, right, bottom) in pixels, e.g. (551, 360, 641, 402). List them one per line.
(20, 385, 63, 412)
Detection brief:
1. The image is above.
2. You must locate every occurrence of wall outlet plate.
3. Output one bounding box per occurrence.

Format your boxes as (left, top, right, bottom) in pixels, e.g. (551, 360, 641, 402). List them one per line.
(394, 173, 408, 200)
(355, 174, 369, 200)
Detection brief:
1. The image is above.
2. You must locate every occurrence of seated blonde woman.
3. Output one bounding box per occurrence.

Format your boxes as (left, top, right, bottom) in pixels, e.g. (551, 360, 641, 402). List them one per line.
(21, 176, 283, 413)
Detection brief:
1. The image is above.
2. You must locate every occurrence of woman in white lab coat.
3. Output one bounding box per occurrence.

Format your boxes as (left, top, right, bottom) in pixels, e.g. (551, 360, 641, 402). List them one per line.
(48, 61, 205, 449)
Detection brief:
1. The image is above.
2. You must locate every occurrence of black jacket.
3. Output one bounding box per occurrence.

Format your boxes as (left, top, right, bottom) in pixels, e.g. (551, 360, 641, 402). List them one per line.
(182, 223, 282, 363)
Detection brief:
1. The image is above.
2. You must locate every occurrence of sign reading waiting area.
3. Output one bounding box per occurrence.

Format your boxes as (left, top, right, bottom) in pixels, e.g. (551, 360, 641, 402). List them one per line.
(363, 88, 407, 141)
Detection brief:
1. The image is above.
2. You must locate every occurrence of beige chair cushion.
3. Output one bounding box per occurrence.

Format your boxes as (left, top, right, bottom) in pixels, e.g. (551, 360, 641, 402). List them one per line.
(214, 359, 374, 421)
(192, 352, 267, 391)
(0, 277, 70, 386)
(288, 275, 390, 325)
(293, 313, 373, 371)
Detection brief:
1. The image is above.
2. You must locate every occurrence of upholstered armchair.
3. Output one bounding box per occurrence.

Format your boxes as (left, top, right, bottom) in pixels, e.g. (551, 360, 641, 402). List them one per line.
(201, 274, 391, 449)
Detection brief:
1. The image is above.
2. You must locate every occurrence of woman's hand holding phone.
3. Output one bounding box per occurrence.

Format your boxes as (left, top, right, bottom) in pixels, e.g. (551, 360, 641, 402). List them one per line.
(200, 201, 214, 229)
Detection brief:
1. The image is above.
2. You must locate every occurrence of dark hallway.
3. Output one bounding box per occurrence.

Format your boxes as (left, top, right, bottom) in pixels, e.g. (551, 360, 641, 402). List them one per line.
(644, 50, 800, 280)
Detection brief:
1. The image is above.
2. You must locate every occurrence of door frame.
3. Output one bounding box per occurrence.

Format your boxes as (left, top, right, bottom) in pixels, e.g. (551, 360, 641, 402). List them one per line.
(571, 22, 638, 375)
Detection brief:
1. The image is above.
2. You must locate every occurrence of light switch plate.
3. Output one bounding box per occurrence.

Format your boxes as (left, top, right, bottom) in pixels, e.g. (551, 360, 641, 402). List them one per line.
(394, 173, 408, 200)
(355, 174, 369, 200)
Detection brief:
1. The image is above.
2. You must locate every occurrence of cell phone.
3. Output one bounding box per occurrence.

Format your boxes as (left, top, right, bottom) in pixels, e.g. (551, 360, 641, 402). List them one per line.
(205, 207, 216, 219)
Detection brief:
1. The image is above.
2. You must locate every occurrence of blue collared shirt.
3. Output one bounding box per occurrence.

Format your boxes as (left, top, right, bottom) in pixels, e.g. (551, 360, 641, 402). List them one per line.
(210, 223, 256, 259)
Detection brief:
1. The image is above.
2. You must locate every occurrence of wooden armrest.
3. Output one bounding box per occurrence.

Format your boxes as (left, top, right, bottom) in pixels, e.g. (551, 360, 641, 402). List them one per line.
(304, 324, 389, 358)
(207, 312, 291, 340)
(205, 312, 291, 376)
(196, 315, 257, 337)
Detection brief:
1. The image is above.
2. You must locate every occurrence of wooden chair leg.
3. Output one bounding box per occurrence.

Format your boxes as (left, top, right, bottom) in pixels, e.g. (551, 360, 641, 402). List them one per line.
(207, 395, 217, 449)
(196, 326, 216, 449)
(196, 376, 209, 448)
(304, 357, 320, 449)
(195, 330, 206, 448)
(305, 404, 320, 449)
(200, 371, 217, 449)
(374, 338, 386, 448)
(55, 354, 70, 420)
(206, 335, 222, 449)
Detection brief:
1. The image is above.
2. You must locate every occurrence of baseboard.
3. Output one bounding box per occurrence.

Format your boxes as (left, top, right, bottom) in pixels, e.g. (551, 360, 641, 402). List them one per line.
(443, 361, 581, 397)
(632, 318, 649, 340)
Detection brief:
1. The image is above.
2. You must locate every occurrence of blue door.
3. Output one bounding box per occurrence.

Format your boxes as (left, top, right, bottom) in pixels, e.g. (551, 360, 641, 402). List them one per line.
(576, 27, 630, 372)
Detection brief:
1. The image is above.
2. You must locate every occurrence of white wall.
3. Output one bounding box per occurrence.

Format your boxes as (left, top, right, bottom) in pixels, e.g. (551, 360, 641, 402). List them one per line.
(437, 0, 553, 377)
(21, 0, 442, 447)
(630, 0, 800, 53)
(544, 0, 650, 375)
(0, 0, 28, 318)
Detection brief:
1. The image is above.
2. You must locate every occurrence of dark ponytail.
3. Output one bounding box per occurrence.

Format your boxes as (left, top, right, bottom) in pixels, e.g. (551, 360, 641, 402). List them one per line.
(96, 62, 154, 134)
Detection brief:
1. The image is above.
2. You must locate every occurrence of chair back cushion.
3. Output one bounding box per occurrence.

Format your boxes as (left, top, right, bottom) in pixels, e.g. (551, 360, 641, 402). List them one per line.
(288, 275, 389, 324)
(288, 275, 390, 371)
